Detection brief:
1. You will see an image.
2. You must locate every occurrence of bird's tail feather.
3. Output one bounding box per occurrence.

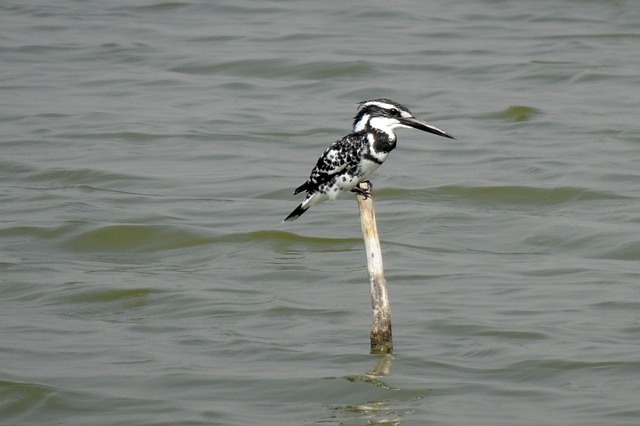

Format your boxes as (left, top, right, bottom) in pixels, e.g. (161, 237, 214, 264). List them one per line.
(283, 203, 308, 222)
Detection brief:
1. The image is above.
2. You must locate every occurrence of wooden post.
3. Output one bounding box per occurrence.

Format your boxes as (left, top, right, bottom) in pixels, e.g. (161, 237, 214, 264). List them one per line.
(355, 181, 393, 354)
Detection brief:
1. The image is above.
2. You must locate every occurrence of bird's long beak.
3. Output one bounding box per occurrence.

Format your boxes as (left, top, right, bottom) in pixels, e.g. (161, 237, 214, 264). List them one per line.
(400, 116, 454, 139)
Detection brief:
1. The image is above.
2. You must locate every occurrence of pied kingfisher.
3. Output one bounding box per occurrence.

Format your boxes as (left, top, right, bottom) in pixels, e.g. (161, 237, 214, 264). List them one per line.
(283, 98, 453, 222)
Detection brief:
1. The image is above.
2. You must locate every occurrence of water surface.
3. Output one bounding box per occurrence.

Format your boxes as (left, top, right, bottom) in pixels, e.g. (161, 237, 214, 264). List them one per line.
(2, 1, 639, 425)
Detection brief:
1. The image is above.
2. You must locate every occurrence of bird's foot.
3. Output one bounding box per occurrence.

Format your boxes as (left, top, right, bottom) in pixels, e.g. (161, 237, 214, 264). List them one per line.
(351, 181, 372, 199)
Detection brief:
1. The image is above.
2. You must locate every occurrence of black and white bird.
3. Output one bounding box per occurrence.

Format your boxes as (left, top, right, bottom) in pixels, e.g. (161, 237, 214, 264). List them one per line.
(283, 99, 453, 222)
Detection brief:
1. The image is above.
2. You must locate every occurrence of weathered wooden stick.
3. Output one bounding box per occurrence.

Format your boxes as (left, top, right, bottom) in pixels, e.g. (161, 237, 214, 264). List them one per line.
(355, 181, 393, 354)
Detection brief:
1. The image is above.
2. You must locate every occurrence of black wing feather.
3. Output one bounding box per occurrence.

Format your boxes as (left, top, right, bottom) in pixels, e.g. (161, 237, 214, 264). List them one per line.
(293, 135, 364, 195)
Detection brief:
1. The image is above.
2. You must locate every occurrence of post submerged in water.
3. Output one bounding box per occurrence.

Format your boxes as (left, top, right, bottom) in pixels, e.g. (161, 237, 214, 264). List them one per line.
(355, 181, 393, 354)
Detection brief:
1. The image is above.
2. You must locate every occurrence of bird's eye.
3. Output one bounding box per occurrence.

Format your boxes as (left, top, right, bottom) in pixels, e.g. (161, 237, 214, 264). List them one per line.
(389, 108, 400, 117)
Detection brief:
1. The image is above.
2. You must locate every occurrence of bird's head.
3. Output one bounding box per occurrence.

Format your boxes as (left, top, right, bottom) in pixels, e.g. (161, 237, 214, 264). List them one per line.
(352, 98, 454, 140)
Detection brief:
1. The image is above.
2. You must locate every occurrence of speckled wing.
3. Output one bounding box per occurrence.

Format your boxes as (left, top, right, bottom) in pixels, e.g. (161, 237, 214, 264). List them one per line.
(293, 135, 363, 195)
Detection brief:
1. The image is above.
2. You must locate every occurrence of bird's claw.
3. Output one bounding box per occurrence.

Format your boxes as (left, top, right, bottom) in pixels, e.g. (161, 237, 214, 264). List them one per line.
(351, 181, 373, 199)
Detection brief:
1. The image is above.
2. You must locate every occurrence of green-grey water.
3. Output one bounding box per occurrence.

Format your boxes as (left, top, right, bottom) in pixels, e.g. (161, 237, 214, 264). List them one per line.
(2, 1, 639, 425)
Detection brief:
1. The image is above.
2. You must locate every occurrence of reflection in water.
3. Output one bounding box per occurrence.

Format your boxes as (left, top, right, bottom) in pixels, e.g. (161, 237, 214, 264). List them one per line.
(334, 355, 404, 425)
